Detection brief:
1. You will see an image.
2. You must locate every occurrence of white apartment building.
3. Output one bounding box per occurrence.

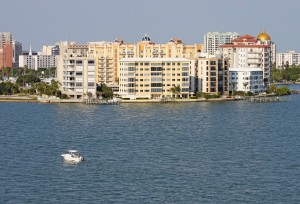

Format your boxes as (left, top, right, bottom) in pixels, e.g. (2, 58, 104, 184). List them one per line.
(276, 51, 300, 68)
(221, 33, 273, 83)
(56, 42, 96, 99)
(204, 32, 239, 55)
(36, 55, 56, 68)
(119, 58, 191, 99)
(19, 45, 57, 70)
(229, 68, 264, 93)
(19, 47, 36, 69)
(39, 45, 59, 56)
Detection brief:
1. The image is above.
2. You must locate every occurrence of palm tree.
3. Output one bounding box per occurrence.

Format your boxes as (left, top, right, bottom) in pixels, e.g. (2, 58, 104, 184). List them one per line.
(263, 78, 268, 90)
(229, 82, 236, 98)
(243, 82, 248, 96)
(169, 85, 181, 98)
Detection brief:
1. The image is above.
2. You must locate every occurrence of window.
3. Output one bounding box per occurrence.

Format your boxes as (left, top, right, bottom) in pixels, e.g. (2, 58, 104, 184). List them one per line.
(151, 88, 162, 92)
(151, 67, 162, 71)
(151, 83, 162, 87)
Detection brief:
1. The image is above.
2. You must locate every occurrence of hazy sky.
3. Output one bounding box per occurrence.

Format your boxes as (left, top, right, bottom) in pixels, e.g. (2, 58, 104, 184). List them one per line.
(1, 0, 298, 52)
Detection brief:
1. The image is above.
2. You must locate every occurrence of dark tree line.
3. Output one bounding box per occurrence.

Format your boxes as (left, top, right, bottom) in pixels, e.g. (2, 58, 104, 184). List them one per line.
(272, 62, 300, 82)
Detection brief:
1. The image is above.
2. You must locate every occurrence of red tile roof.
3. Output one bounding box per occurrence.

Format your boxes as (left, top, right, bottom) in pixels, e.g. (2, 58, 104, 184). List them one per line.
(220, 44, 270, 48)
(232, 34, 257, 43)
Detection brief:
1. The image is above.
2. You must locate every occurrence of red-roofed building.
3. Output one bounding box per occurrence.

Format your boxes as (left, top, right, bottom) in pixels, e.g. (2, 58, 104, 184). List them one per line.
(220, 31, 275, 86)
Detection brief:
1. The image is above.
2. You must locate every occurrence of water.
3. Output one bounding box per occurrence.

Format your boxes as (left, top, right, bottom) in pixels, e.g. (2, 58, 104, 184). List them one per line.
(1, 89, 300, 203)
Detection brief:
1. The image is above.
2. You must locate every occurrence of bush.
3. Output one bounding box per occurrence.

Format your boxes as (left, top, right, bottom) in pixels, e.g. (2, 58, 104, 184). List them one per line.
(60, 94, 69, 99)
(276, 86, 290, 95)
(122, 98, 131, 100)
(204, 93, 220, 99)
(190, 96, 198, 99)
(196, 92, 205, 98)
(136, 98, 150, 100)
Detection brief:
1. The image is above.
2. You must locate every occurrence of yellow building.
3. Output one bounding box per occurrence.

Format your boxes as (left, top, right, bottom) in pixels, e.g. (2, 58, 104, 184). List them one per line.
(88, 34, 202, 86)
(119, 58, 191, 99)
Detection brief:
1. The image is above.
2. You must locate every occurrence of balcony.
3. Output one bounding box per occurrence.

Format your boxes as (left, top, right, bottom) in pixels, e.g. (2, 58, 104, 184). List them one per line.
(248, 60, 261, 64)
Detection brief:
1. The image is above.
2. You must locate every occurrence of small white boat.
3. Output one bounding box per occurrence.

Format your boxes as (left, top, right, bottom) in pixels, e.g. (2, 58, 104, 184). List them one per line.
(61, 150, 84, 163)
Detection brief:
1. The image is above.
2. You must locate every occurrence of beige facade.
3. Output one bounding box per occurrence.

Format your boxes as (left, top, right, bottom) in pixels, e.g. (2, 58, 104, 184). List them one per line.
(196, 57, 229, 94)
(119, 58, 191, 99)
(56, 42, 96, 99)
(88, 34, 202, 86)
(56, 35, 203, 98)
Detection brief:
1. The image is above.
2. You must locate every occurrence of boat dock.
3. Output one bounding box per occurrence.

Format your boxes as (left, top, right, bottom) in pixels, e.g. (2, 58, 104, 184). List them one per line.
(248, 96, 288, 103)
(83, 98, 119, 105)
(290, 90, 300, 94)
(160, 97, 179, 103)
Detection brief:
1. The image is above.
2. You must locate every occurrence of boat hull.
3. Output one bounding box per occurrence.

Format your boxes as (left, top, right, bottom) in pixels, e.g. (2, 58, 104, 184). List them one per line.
(61, 154, 84, 163)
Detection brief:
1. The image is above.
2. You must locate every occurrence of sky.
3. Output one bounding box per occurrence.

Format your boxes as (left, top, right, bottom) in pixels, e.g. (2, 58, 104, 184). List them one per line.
(1, 0, 298, 52)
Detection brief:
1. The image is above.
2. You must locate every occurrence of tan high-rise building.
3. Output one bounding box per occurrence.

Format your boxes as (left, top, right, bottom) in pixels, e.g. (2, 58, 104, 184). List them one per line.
(119, 58, 191, 99)
(88, 34, 202, 85)
(57, 34, 202, 98)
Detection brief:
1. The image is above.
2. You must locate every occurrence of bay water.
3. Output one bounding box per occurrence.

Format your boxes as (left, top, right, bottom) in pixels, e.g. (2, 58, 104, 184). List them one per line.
(0, 86, 300, 203)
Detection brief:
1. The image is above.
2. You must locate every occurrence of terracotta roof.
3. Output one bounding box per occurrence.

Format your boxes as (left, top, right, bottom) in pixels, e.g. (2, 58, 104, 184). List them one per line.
(232, 34, 257, 43)
(220, 44, 270, 48)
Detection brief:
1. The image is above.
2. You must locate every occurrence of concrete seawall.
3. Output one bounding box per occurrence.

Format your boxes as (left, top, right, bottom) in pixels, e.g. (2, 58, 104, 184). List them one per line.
(1, 96, 237, 103)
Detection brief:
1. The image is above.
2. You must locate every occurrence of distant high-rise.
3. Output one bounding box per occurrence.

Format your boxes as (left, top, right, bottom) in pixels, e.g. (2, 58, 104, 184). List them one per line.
(13, 41, 22, 67)
(0, 32, 12, 48)
(204, 32, 239, 55)
(276, 51, 300, 68)
(19, 44, 57, 70)
(0, 32, 13, 68)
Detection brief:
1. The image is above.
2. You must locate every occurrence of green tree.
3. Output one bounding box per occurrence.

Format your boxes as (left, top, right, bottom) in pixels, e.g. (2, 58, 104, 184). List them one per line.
(243, 82, 248, 96)
(229, 82, 236, 97)
(169, 85, 181, 98)
(268, 84, 277, 94)
(17, 74, 40, 86)
(97, 83, 113, 98)
(276, 86, 290, 95)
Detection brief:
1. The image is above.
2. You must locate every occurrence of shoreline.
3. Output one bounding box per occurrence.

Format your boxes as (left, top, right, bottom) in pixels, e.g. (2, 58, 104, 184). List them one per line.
(0, 97, 239, 104)
(274, 82, 300, 85)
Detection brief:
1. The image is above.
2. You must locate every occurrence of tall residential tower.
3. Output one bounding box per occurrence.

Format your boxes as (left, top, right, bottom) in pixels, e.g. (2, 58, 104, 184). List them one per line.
(204, 32, 239, 55)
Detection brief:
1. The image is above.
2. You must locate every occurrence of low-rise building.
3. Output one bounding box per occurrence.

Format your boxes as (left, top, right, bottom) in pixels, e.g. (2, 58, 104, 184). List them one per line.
(229, 67, 263, 93)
